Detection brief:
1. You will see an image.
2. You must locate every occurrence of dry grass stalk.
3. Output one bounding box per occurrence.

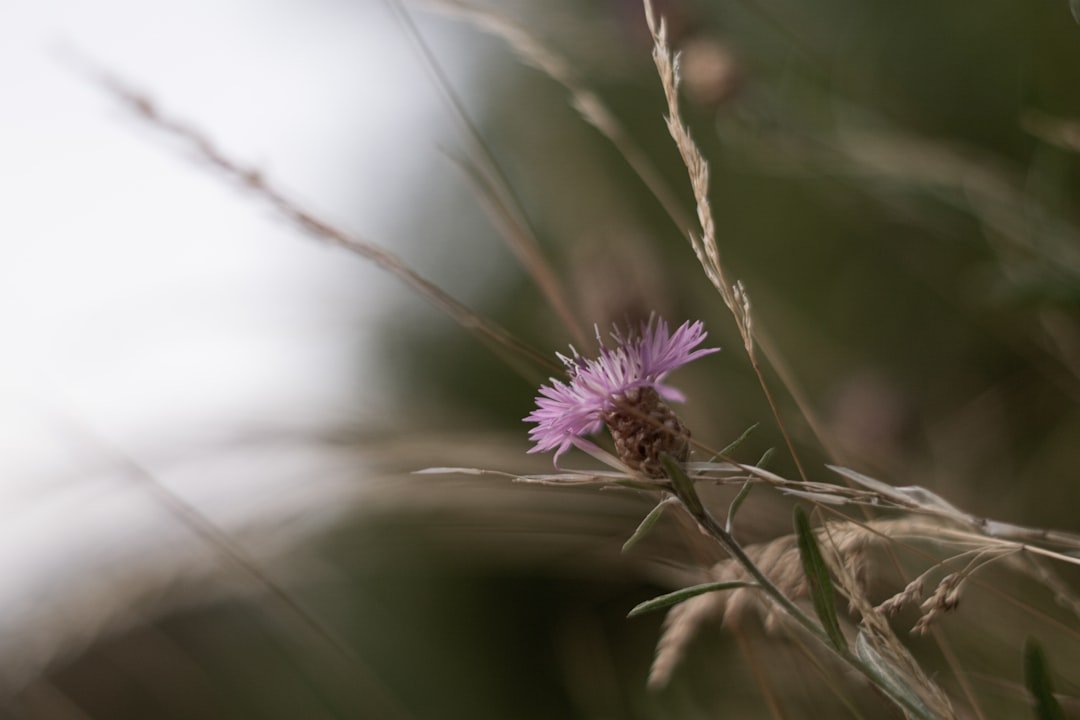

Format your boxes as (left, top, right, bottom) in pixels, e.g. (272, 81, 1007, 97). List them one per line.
(95, 71, 557, 378)
(641, 0, 736, 321)
(1017, 554, 1080, 624)
(1023, 111, 1080, 154)
(912, 573, 962, 635)
(648, 583, 726, 689)
(386, 0, 588, 347)
(818, 522, 957, 717)
(429, 0, 837, 474)
(650, 518, 896, 688)
(876, 545, 1018, 636)
(878, 577, 924, 617)
(40, 420, 412, 718)
(419, 0, 697, 235)
(651, 514, 959, 716)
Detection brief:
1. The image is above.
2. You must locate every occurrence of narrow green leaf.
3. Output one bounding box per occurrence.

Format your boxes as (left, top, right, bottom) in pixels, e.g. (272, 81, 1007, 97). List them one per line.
(716, 422, 759, 458)
(756, 446, 775, 469)
(725, 479, 753, 533)
(628, 581, 757, 618)
(1071, 0, 1080, 26)
(660, 453, 704, 518)
(855, 631, 940, 720)
(622, 497, 676, 553)
(794, 505, 847, 653)
(1024, 638, 1065, 720)
(726, 447, 771, 531)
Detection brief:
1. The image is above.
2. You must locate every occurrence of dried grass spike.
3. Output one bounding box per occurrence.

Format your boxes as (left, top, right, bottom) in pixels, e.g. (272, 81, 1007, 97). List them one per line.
(648, 582, 728, 688)
(877, 578, 924, 617)
(913, 573, 963, 635)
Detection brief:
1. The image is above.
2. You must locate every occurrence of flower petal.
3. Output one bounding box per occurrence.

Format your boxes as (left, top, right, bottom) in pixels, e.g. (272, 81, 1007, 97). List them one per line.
(524, 317, 719, 462)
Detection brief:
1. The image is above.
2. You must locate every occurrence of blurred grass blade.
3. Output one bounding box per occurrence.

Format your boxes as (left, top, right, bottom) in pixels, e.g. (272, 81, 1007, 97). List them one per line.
(628, 581, 757, 618)
(1024, 638, 1065, 720)
(623, 497, 676, 552)
(794, 505, 847, 653)
(855, 631, 940, 720)
(1071, 0, 1080, 25)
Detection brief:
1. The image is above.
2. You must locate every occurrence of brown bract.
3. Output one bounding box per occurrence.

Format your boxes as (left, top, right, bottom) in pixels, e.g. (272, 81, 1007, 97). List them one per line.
(603, 386, 691, 478)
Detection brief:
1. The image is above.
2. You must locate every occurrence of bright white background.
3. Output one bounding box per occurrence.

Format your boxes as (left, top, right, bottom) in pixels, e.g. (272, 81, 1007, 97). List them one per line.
(0, 0, 466, 460)
(0, 0, 482, 684)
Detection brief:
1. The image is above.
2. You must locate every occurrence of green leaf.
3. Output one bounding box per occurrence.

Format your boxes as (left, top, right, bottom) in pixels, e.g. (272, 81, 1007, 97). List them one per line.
(1024, 638, 1065, 720)
(725, 479, 754, 533)
(726, 447, 771, 531)
(627, 581, 757, 618)
(1071, 0, 1080, 26)
(793, 505, 847, 653)
(756, 446, 775, 469)
(622, 497, 676, 552)
(855, 631, 941, 720)
(716, 422, 759, 458)
(660, 453, 704, 518)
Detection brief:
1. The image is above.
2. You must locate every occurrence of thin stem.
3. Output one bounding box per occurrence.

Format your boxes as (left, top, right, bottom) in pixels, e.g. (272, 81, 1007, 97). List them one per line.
(382, 0, 588, 348)
(664, 460, 941, 719)
(734, 627, 786, 720)
(93, 70, 558, 378)
(747, 350, 810, 483)
(696, 506, 830, 645)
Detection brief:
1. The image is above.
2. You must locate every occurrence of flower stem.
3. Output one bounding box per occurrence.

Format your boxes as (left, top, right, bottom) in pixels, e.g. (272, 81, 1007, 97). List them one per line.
(661, 455, 941, 719)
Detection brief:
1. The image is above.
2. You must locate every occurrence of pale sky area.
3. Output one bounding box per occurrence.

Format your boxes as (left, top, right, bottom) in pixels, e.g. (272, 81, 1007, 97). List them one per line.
(0, 0, 479, 684)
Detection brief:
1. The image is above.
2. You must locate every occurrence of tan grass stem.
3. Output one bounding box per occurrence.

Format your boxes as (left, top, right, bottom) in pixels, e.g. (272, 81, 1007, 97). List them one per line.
(93, 70, 558, 379)
(387, 0, 588, 348)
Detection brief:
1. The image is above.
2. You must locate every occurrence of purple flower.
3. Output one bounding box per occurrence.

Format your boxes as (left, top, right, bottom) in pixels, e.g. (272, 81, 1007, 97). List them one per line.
(525, 317, 719, 464)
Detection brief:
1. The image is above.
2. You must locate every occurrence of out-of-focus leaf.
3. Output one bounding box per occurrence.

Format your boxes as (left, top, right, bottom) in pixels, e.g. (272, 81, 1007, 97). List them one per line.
(622, 497, 676, 552)
(1024, 638, 1065, 720)
(793, 505, 846, 653)
(855, 631, 943, 720)
(627, 581, 757, 618)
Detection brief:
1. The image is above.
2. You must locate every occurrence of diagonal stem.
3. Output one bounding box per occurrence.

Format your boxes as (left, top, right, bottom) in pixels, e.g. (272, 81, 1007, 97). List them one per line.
(661, 455, 942, 719)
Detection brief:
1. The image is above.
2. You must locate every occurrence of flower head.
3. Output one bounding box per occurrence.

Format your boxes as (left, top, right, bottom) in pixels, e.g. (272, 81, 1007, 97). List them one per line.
(525, 317, 719, 473)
